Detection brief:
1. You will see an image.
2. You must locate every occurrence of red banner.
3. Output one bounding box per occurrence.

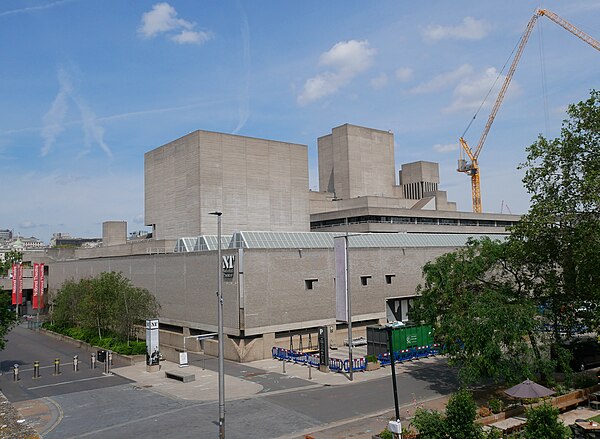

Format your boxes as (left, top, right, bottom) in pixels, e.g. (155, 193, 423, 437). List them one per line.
(11, 264, 17, 305)
(11, 264, 22, 305)
(17, 264, 23, 305)
(33, 263, 39, 309)
(38, 263, 45, 308)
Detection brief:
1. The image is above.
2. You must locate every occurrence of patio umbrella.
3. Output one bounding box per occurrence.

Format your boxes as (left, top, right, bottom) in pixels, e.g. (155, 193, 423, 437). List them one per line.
(504, 379, 555, 399)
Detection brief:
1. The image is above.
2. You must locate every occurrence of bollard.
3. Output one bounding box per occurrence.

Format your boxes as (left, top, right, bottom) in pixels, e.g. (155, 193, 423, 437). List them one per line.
(13, 364, 19, 381)
(91, 353, 96, 369)
(104, 351, 112, 375)
(33, 361, 40, 379)
(202, 358, 206, 370)
(308, 364, 312, 380)
(282, 359, 286, 374)
(73, 355, 79, 372)
(54, 358, 60, 375)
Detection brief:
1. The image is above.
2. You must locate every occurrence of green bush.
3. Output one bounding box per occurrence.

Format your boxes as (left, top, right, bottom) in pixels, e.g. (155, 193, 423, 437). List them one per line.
(524, 403, 569, 438)
(366, 354, 378, 363)
(574, 372, 598, 389)
(488, 398, 503, 414)
(44, 324, 146, 356)
(377, 428, 393, 439)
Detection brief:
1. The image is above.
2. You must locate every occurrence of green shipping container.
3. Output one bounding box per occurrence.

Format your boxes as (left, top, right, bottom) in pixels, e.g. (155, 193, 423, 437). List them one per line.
(390, 324, 434, 351)
(366, 324, 435, 356)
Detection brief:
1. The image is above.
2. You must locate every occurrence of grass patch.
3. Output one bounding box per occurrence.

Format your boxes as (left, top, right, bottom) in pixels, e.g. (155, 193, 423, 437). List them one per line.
(589, 414, 600, 422)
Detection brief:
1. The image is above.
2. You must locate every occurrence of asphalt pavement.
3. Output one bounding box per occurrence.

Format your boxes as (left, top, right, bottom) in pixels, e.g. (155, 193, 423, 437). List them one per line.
(0, 324, 460, 438)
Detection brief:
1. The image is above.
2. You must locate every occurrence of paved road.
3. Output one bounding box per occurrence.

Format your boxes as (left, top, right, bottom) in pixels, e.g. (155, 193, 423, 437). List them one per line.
(0, 325, 131, 402)
(1, 325, 460, 438)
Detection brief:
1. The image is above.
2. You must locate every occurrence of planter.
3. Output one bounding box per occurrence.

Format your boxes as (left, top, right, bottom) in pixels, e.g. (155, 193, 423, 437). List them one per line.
(366, 361, 381, 371)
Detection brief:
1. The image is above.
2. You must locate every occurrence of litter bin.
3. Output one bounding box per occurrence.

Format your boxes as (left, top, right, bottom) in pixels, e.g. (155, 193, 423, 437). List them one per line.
(97, 350, 106, 363)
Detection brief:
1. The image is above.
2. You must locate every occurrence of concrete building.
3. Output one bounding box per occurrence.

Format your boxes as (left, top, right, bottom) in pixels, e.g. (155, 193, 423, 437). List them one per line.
(48, 231, 502, 362)
(145, 130, 309, 240)
(20, 124, 521, 362)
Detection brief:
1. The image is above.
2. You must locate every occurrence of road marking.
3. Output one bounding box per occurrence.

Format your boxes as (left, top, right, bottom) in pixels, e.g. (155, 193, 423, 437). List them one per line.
(40, 397, 63, 437)
(27, 375, 113, 390)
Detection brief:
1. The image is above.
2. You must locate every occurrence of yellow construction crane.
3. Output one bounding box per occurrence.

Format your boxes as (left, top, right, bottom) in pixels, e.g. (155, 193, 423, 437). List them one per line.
(458, 9, 600, 213)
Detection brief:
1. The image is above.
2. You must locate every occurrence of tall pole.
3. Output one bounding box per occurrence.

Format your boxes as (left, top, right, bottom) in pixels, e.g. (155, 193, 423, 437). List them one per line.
(210, 211, 225, 439)
(346, 217, 353, 381)
(387, 326, 400, 421)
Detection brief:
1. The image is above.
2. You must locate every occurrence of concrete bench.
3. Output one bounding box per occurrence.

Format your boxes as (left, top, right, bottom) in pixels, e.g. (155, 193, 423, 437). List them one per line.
(165, 370, 195, 383)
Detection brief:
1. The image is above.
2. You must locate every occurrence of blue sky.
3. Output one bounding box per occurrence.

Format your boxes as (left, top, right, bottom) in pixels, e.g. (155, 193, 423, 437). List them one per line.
(1, 0, 599, 243)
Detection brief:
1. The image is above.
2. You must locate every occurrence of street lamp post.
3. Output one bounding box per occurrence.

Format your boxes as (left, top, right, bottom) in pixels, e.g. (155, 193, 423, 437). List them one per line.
(345, 217, 353, 382)
(209, 211, 225, 439)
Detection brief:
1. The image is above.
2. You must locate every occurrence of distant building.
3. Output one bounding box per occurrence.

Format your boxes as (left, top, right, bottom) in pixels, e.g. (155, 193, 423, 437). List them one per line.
(0, 229, 12, 241)
(50, 233, 101, 249)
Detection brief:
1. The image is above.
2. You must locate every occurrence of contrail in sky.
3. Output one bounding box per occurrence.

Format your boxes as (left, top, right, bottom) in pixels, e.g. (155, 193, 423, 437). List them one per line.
(0, 0, 74, 18)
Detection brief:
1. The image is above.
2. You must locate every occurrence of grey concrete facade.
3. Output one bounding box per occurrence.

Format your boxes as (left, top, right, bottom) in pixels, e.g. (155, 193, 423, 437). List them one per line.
(48, 241, 470, 362)
(318, 124, 396, 199)
(102, 221, 127, 246)
(145, 130, 309, 240)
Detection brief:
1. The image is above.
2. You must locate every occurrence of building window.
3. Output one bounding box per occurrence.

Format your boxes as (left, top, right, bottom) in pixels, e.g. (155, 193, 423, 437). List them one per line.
(305, 279, 318, 290)
(385, 274, 395, 284)
(360, 275, 371, 286)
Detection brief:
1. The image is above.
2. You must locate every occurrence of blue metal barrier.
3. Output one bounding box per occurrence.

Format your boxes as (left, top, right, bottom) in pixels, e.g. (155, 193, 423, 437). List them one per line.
(273, 347, 365, 372)
(376, 344, 440, 366)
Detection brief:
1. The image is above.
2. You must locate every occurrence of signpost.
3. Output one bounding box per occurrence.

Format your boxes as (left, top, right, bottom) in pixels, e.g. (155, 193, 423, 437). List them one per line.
(146, 319, 160, 371)
(318, 326, 329, 372)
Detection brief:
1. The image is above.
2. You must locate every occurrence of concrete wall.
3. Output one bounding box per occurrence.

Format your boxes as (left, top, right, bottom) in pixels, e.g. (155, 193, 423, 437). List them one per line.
(47, 244, 463, 360)
(49, 250, 241, 335)
(102, 221, 127, 246)
(318, 124, 396, 199)
(145, 130, 310, 240)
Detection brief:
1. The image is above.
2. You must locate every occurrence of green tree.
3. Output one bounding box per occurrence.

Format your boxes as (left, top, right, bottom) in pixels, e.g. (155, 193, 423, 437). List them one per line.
(411, 91, 600, 384)
(445, 389, 482, 439)
(51, 272, 160, 342)
(411, 389, 499, 439)
(410, 237, 542, 384)
(0, 250, 23, 276)
(513, 89, 600, 338)
(0, 293, 19, 350)
(524, 404, 569, 439)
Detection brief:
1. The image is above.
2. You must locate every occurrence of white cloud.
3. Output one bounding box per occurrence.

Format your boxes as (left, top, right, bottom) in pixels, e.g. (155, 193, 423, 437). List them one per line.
(423, 17, 489, 42)
(395, 67, 413, 82)
(444, 67, 515, 113)
(171, 29, 212, 45)
(138, 3, 212, 45)
(433, 143, 459, 153)
(408, 64, 473, 94)
(41, 67, 112, 158)
(370, 73, 388, 89)
(298, 40, 376, 105)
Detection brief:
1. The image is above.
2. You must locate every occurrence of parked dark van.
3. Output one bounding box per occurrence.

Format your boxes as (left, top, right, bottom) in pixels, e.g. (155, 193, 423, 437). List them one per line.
(564, 338, 600, 372)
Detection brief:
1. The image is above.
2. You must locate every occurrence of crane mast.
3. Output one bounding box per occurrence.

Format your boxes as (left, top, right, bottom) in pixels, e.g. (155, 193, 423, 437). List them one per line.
(458, 9, 600, 213)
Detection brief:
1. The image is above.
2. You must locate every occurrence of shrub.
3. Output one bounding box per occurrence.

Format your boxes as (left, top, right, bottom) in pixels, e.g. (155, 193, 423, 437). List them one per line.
(574, 372, 598, 389)
(488, 398, 503, 414)
(478, 406, 492, 418)
(524, 403, 569, 439)
(377, 428, 393, 439)
(366, 354, 378, 363)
